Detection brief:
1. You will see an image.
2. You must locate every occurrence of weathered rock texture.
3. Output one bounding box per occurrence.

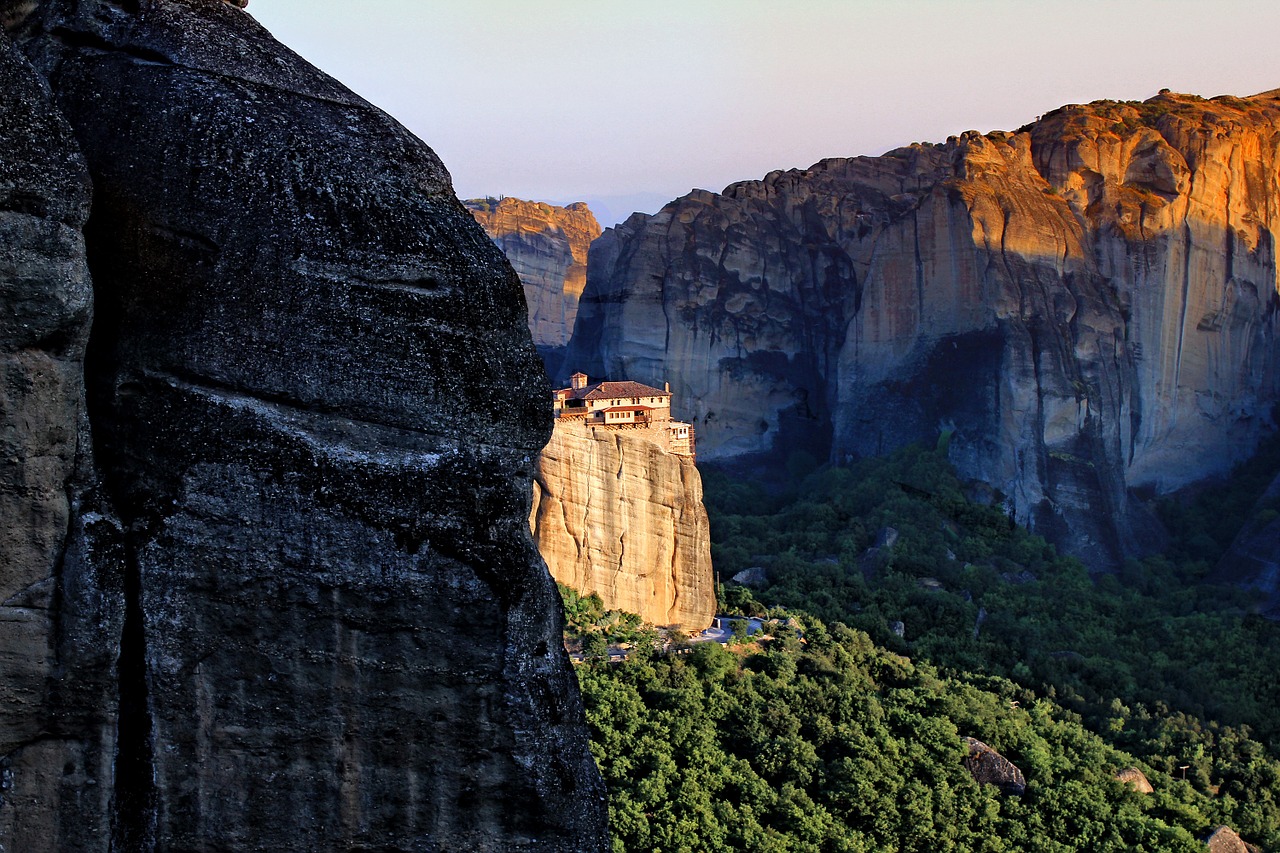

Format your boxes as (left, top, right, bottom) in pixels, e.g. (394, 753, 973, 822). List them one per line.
(467, 197, 601, 371)
(961, 737, 1026, 795)
(1205, 824, 1251, 853)
(1114, 767, 1155, 793)
(531, 420, 714, 630)
(0, 31, 124, 852)
(569, 91, 1280, 568)
(3, 1, 606, 850)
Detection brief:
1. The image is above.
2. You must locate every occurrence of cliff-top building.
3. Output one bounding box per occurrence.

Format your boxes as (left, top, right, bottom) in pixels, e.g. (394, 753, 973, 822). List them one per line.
(534, 372, 713, 631)
(554, 372, 694, 457)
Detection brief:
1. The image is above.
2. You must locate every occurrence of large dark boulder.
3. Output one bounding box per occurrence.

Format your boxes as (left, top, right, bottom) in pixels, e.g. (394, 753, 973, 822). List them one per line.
(4, 1, 606, 850)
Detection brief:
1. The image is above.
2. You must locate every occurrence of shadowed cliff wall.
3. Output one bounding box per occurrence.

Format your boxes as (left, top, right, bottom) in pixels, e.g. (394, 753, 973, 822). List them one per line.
(2, 2, 607, 850)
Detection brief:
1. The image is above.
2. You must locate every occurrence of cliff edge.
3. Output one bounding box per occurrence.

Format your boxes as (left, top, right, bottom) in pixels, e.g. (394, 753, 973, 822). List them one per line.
(568, 90, 1280, 568)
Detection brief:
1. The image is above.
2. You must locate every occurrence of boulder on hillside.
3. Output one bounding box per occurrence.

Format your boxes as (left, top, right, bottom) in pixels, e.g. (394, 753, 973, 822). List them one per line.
(732, 566, 769, 588)
(875, 527, 900, 549)
(1114, 767, 1154, 793)
(962, 737, 1026, 795)
(1204, 825, 1250, 853)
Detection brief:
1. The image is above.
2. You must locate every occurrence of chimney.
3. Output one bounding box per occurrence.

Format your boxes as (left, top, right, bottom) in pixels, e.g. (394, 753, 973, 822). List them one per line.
(664, 382, 670, 393)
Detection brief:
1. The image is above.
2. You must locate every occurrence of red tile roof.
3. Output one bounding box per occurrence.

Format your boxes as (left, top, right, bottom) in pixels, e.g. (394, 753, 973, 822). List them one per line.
(557, 379, 670, 401)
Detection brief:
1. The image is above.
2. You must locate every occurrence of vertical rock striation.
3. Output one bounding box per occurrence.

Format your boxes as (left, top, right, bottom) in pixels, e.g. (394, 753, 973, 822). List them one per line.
(5, 1, 607, 850)
(467, 197, 601, 374)
(0, 30, 123, 851)
(569, 91, 1280, 567)
(531, 421, 714, 631)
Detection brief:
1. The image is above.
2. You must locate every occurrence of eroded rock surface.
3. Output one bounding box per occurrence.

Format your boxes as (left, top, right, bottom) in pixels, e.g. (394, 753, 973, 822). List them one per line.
(0, 31, 124, 852)
(4, 2, 606, 850)
(569, 91, 1280, 567)
(1205, 824, 1251, 853)
(531, 420, 714, 630)
(467, 197, 601, 372)
(962, 737, 1026, 795)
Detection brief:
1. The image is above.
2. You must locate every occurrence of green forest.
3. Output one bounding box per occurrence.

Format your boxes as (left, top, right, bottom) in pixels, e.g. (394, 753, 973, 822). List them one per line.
(566, 439, 1280, 852)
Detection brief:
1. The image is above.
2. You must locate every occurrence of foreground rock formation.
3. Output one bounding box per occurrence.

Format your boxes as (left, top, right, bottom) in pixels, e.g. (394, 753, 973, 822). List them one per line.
(467, 197, 601, 372)
(531, 419, 714, 630)
(0, 28, 122, 851)
(568, 91, 1280, 568)
(2, 2, 606, 850)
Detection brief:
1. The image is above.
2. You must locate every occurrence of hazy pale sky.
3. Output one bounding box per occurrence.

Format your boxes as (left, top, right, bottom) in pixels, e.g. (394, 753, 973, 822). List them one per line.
(250, 1, 1280, 224)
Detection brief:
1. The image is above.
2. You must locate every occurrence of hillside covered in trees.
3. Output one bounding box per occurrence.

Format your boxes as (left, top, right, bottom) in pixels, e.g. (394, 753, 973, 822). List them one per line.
(569, 439, 1280, 851)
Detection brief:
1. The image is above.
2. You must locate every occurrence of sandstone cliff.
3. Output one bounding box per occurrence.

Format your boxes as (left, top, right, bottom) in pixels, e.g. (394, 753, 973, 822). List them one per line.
(467, 197, 601, 370)
(2, 2, 606, 851)
(531, 421, 714, 630)
(568, 91, 1280, 568)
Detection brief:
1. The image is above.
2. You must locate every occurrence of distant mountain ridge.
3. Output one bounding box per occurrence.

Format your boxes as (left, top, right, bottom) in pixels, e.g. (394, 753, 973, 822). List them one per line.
(564, 89, 1280, 568)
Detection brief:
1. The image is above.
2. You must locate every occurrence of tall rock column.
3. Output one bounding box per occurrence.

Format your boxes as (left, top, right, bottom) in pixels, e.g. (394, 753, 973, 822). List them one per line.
(531, 421, 715, 631)
(10, 1, 607, 850)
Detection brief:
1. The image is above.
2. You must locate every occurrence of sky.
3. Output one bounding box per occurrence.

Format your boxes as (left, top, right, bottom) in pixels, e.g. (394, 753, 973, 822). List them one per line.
(249, 1, 1280, 226)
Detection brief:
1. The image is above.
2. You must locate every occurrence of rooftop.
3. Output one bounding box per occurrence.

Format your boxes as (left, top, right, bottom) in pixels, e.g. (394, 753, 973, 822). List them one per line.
(559, 379, 670, 401)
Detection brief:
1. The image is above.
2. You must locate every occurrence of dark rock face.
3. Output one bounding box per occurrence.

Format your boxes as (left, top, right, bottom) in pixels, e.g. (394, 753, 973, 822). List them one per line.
(569, 93, 1280, 568)
(0, 31, 124, 852)
(961, 737, 1026, 795)
(4, 1, 606, 850)
(1213, 471, 1280, 617)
